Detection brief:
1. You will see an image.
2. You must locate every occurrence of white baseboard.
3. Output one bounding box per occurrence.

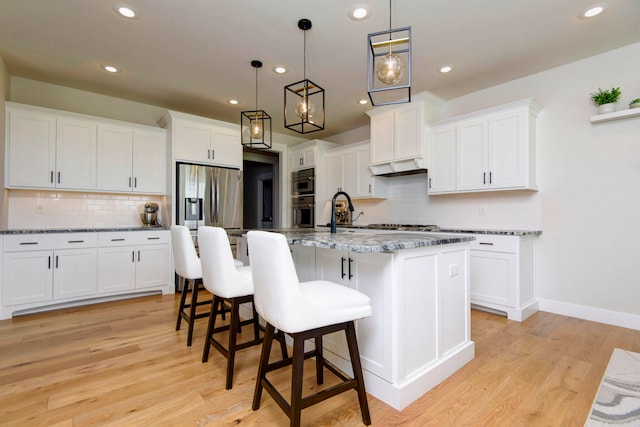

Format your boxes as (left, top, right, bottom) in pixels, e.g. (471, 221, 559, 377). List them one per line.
(538, 298, 640, 331)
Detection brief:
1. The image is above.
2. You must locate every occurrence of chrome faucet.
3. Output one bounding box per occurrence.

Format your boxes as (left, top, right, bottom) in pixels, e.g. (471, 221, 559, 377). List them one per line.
(330, 191, 354, 233)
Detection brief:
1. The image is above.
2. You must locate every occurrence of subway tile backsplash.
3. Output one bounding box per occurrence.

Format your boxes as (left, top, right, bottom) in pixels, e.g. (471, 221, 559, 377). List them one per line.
(7, 190, 165, 229)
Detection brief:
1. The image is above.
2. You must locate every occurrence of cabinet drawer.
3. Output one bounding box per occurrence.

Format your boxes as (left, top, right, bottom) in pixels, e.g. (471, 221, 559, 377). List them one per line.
(98, 230, 169, 247)
(469, 234, 517, 253)
(4, 233, 97, 252)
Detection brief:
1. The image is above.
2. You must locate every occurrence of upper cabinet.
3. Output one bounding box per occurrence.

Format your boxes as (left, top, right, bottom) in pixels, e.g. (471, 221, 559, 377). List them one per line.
(6, 107, 97, 190)
(366, 100, 426, 176)
(428, 99, 541, 195)
(97, 125, 166, 194)
(6, 103, 167, 195)
(161, 111, 242, 169)
(290, 145, 317, 171)
(326, 142, 387, 199)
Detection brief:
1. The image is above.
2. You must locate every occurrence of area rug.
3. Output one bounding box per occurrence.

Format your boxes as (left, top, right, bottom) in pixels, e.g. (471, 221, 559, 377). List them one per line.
(586, 348, 640, 426)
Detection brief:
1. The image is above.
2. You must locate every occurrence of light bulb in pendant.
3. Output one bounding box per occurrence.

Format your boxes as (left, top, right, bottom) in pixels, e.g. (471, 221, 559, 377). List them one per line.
(295, 97, 315, 120)
(376, 52, 405, 85)
(250, 119, 263, 139)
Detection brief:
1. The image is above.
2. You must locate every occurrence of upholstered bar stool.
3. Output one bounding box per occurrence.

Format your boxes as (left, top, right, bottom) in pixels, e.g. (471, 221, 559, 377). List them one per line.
(198, 226, 286, 390)
(171, 225, 212, 347)
(247, 230, 372, 427)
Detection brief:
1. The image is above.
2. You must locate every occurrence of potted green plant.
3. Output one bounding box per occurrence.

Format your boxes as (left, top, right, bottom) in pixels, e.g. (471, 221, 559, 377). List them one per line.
(630, 98, 640, 109)
(590, 87, 621, 114)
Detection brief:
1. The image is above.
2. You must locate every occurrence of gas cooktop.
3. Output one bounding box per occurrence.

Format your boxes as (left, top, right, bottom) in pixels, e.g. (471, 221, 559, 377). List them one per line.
(364, 224, 440, 232)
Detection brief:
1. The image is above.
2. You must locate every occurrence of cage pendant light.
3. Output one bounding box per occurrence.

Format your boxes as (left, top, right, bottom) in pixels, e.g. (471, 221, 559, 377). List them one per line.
(284, 18, 325, 134)
(367, 0, 411, 106)
(241, 60, 272, 149)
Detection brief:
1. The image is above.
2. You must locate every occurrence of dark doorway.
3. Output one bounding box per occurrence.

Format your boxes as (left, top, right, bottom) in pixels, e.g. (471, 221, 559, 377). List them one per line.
(243, 148, 280, 229)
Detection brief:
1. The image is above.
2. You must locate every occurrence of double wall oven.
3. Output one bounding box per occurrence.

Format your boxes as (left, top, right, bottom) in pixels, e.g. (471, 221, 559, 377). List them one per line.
(291, 168, 315, 228)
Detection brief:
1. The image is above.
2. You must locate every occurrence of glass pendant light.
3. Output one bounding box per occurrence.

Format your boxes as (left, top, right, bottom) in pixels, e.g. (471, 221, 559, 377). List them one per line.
(367, 0, 412, 106)
(284, 18, 325, 134)
(241, 60, 272, 149)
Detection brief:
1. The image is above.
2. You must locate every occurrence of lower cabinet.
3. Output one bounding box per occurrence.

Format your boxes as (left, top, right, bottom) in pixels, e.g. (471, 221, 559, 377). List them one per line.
(0, 230, 171, 320)
(97, 231, 170, 293)
(468, 233, 537, 321)
(2, 233, 98, 307)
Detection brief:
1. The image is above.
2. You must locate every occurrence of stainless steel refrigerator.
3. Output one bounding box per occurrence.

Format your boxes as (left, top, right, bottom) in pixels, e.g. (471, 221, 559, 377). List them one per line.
(176, 163, 243, 245)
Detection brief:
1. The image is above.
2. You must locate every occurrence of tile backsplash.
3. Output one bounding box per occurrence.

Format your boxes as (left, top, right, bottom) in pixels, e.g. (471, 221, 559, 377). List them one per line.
(7, 190, 165, 229)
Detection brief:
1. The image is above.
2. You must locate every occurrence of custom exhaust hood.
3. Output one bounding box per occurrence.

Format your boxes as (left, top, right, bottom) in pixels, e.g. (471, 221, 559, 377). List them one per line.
(369, 157, 427, 177)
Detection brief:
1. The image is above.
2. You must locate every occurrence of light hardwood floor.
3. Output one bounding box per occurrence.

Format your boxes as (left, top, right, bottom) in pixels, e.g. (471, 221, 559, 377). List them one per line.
(1, 293, 639, 426)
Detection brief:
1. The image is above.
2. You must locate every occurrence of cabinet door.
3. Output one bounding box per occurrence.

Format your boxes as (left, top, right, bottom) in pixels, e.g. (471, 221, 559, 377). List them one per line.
(429, 125, 457, 194)
(456, 117, 488, 191)
(354, 146, 373, 198)
(7, 109, 56, 188)
(132, 129, 166, 194)
(211, 126, 242, 168)
(174, 120, 211, 163)
(315, 247, 350, 286)
(56, 117, 97, 190)
(326, 153, 344, 194)
(97, 124, 134, 192)
(2, 251, 53, 306)
(395, 103, 423, 160)
(470, 250, 516, 307)
(438, 249, 469, 357)
(135, 244, 170, 289)
(488, 108, 527, 189)
(97, 246, 136, 293)
(370, 112, 394, 164)
(53, 248, 98, 299)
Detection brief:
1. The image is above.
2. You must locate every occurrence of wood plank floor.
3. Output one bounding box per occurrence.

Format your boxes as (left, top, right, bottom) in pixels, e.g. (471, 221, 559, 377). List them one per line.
(1, 294, 639, 426)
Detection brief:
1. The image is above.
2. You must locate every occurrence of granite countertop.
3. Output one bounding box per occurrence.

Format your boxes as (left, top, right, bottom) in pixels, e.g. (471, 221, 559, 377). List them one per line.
(229, 229, 474, 254)
(0, 226, 169, 235)
(319, 224, 541, 236)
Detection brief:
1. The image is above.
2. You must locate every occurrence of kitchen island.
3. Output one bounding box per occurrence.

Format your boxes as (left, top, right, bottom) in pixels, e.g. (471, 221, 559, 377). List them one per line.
(234, 229, 475, 411)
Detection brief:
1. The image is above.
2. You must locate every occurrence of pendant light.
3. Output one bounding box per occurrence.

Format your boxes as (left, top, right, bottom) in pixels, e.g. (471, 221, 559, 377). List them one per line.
(367, 0, 411, 106)
(241, 60, 272, 149)
(284, 18, 325, 134)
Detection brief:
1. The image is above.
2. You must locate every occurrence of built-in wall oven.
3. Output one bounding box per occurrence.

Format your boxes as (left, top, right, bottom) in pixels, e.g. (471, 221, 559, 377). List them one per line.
(291, 167, 315, 196)
(291, 168, 315, 228)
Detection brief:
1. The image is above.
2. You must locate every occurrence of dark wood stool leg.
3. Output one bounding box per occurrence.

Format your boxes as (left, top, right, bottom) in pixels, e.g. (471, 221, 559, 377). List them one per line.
(225, 298, 240, 390)
(253, 323, 275, 410)
(175, 276, 188, 331)
(186, 279, 199, 347)
(345, 321, 371, 426)
(202, 295, 221, 363)
(290, 334, 305, 427)
(278, 330, 289, 359)
(314, 336, 324, 385)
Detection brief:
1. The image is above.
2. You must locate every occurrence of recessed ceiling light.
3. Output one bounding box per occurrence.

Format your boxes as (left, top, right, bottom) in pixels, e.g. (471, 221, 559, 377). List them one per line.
(439, 65, 454, 74)
(358, 99, 369, 105)
(272, 66, 287, 74)
(579, 2, 610, 19)
(228, 99, 239, 105)
(101, 64, 121, 73)
(112, 3, 139, 19)
(349, 5, 370, 20)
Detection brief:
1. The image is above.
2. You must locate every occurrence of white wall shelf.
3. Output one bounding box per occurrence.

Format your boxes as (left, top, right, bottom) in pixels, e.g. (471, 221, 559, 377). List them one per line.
(590, 107, 640, 124)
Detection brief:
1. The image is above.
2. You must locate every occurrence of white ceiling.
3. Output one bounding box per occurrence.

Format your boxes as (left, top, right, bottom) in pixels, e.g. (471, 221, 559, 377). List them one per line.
(1, 0, 639, 140)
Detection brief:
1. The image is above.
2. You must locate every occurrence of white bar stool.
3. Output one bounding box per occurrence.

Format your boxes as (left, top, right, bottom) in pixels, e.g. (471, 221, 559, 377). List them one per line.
(247, 230, 372, 427)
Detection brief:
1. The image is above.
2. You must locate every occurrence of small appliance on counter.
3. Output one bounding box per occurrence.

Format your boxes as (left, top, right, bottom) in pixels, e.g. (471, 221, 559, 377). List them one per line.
(334, 200, 352, 226)
(141, 202, 159, 226)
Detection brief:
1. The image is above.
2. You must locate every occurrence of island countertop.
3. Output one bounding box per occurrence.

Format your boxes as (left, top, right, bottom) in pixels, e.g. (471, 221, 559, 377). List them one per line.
(229, 229, 474, 253)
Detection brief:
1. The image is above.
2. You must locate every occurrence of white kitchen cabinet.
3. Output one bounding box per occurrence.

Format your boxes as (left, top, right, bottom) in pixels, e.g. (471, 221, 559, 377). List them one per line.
(97, 124, 166, 194)
(169, 115, 242, 168)
(366, 100, 426, 175)
(290, 244, 315, 282)
(428, 124, 456, 194)
(468, 233, 537, 321)
(1, 233, 98, 306)
(326, 142, 387, 199)
(290, 145, 317, 171)
(428, 99, 540, 195)
(97, 231, 170, 293)
(6, 106, 98, 190)
(315, 247, 393, 381)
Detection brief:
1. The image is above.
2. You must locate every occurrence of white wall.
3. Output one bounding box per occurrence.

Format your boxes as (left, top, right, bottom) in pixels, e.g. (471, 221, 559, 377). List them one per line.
(0, 55, 9, 228)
